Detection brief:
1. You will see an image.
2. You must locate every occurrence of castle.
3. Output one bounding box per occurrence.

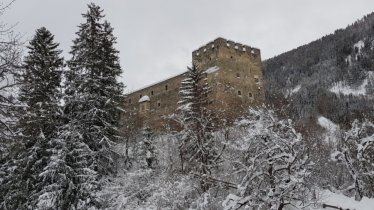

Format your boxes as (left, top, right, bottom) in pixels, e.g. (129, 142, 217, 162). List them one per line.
(124, 37, 264, 130)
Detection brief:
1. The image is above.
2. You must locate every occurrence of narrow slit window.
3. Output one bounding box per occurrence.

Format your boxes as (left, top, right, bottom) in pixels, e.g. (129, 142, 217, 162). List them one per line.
(254, 76, 259, 83)
(158, 102, 161, 107)
(165, 85, 168, 91)
(151, 90, 154, 95)
(238, 90, 242, 96)
(139, 94, 142, 99)
(249, 92, 253, 98)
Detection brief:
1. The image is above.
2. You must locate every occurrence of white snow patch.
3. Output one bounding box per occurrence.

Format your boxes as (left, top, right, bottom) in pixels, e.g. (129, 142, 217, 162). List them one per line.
(354, 40, 365, 54)
(312, 190, 374, 210)
(318, 116, 339, 132)
(330, 79, 368, 96)
(345, 55, 352, 66)
(289, 85, 301, 96)
(291, 85, 301, 93)
(204, 66, 219, 74)
(318, 116, 339, 144)
(138, 95, 150, 103)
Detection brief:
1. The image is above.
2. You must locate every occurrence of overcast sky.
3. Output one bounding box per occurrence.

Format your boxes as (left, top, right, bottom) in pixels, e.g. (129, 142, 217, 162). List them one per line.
(3, 0, 374, 92)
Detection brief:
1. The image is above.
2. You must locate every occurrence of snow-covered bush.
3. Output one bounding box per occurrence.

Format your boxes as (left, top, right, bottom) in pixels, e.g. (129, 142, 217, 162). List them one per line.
(332, 119, 374, 201)
(223, 108, 314, 210)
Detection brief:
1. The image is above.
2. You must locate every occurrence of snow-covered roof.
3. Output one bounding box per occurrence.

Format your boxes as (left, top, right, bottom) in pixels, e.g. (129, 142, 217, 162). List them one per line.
(138, 95, 150, 103)
(127, 66, 220, 95)
(126, 71, 187, 94)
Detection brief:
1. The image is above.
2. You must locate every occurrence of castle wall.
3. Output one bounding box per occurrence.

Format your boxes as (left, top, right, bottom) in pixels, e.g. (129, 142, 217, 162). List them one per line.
(191, 37, 264, 123)
(123, 37, 264, 131)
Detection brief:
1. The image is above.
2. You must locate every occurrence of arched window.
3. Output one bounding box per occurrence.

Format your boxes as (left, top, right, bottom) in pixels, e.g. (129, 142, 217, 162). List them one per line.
(248, 92, 253, 98)
(238, 90, 242, 96)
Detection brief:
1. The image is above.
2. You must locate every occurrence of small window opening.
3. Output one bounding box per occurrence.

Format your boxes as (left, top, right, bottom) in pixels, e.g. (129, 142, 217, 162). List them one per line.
(238, 90, 242, 96)
(236, 73, 240, 78)
(230, 56, 233, 59)
(158, 102, 161, 107)
(165, 85, 168, 91)
(151, 90, 154, 96)
(139, 94, 142, 99)
(248, 92, 253, 98)
(129, 99, 131, 104)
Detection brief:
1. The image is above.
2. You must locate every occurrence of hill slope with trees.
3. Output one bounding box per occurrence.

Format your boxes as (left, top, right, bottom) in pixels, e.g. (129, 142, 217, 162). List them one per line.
(263, 12, 374, 128)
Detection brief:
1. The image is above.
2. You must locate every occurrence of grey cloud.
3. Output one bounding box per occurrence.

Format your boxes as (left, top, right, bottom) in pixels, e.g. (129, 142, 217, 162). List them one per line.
(3, 0, 374, 91)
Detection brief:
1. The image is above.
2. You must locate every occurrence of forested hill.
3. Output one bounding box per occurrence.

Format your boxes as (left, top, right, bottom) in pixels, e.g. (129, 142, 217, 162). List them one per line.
(263, 12, 374, 128)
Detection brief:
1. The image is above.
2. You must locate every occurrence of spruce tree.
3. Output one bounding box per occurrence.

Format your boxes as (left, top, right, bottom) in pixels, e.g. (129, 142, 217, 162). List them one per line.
(177, 65, 217, 192)
(61, 3, 124, 208)
(0, 27, 64, 209)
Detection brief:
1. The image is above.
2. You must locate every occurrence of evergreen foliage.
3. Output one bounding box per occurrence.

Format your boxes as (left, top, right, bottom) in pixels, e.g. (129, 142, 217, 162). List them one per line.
(264, 13, 374, 127)
(177, 65, 218, 192)
(65, 2, 124, 174)
(0, 27, 64, 209)
(53, 3, 125, 209)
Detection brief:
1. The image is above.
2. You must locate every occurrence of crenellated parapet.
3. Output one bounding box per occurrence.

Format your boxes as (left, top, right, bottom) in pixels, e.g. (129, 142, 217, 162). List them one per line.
(192, 37, 260, 63)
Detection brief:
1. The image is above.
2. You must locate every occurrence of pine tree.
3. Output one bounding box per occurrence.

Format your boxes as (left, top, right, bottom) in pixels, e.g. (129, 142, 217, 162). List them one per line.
(177, 65, 217, 192)
(60, 3, 124, 208)
(0, 27, 64, 209)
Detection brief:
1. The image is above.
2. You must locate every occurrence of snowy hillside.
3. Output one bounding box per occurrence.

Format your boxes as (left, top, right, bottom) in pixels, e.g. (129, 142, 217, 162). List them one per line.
(264, 14, 374, 126)
(329, 72, 373, 97)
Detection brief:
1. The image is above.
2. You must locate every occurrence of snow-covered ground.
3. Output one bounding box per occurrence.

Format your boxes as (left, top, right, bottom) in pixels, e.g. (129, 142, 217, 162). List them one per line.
(318, 116, 339, 132)
(329, 79, 368, 96)
(329, 71, 374, 97)
(312, 190, 374, 210)
(318, 116, 339, 143)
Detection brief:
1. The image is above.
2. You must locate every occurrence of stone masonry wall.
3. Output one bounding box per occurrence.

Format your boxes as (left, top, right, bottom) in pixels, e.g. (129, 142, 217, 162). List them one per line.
(123, 37, 264, 131)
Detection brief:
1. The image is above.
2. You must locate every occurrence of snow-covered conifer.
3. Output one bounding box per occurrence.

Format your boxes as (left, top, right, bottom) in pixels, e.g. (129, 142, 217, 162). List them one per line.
(177, 64, 218, 192)
(65, 2, 124, 174)
(0, 27, 64, 209)
(54, 3, 124, 209)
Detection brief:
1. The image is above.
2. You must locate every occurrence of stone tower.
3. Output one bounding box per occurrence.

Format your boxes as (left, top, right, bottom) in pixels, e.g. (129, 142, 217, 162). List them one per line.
(124, 37, 264, 130)
(192, 37, 264, 122)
